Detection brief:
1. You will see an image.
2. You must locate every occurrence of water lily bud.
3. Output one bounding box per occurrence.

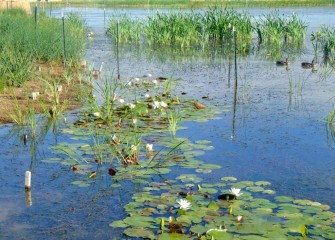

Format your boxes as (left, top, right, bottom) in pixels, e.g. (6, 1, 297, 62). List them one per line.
(160, 218, 165, 230)
(160, 101, 168, 108)
(93, 112, 100, 117)
(146, 144, 153, 151)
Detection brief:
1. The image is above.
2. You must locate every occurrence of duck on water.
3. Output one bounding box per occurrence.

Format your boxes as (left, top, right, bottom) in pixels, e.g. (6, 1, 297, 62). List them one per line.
(276, 57, 290, 66)
(301, 59, 316, 69)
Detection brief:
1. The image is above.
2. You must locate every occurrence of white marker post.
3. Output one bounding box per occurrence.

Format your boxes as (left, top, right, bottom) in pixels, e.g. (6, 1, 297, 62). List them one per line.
(25, 171, 32, 206)
(25, 171, 31, 191)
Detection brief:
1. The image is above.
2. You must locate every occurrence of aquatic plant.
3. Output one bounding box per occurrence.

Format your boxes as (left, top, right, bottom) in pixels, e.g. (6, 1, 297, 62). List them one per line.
(254, 10, 306, 58)
(110, 175, 335, 239)
(8, 95, 26, 126)
(39, 79, 67, 118)
(108, 8, 253, 52)
(26, 99, 37, 139)
(168, 109, 181, 136)
(311, 26, 335, 67)
(107, 13, 142, 43)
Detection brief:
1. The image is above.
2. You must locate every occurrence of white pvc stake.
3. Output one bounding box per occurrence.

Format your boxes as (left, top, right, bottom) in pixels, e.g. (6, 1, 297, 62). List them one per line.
(25, 171, 31, 191)
(25, 190, 32, 207)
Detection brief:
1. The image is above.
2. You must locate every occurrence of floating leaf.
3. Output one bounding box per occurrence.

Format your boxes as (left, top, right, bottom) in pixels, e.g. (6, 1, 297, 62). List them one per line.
(190, 224, 207, 234)
(221, 177, 237, 182)
(254, 181, 271, 186)
(158, 233, 185, 240)
(123, 216, 155, 228)
(123, 227, 155, 239)
(207, 201, 219, 211)
(109, 220, 128, 228)
(71, 180, 90, 187)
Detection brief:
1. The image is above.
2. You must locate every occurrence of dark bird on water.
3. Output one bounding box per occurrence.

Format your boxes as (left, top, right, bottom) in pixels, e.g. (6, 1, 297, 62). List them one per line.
(301, 59, 316, 69)
(276, 57, 290, 66)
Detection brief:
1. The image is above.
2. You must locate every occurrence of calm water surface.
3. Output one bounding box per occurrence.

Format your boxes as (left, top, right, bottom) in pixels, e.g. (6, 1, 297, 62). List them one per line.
(0, 6, 335, 239)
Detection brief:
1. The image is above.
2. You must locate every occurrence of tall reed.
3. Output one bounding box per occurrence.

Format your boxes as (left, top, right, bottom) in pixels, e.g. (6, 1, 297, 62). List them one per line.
(312, 26, 335, 67)
(0, 10, 86, 87)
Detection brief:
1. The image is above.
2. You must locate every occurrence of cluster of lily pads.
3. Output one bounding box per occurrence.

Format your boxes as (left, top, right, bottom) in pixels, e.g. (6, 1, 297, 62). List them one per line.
(43, 73, 223, 187)
(110, 176, 335, 239)
(40, 72, 335, 239)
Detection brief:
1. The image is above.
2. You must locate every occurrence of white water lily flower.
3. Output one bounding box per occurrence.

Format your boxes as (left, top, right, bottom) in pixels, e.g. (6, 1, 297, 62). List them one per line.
(160, 101, 168, 108)
(129, 103, 136, 109)
(152, 79, 158, 85)
(145, 93, 150, 99)
(147, 73, 152, 78)
(177, 199, 191, 210)
(153, 101, 160, 109)
(93, 112, 100, 117)
(127, 81, 132, 86)
(119, 98, 125, 103)
(229, 187, 243, 197)
(236, 215, 243, 222)
(132, 119, 137, 125)
(112, 134, 117, 141)
(146, 144, 153, 151)
(135, 77, 140, 82)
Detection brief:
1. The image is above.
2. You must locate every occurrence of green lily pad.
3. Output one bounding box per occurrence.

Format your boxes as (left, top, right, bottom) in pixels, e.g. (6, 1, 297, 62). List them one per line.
(123, 216, 155, 228)
(221, 176, 237, 182)
(190, 224, 207, 234)
(71, 180, 90, 187)
(158, 233, 187, 240)
(109, 220, 128, 228)
(123, 227, 155, 239)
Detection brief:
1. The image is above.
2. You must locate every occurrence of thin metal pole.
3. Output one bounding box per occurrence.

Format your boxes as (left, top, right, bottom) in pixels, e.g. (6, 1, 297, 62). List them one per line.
(34, 4, 37, 29)
(62, 12, 66, 68)
(104, 8, 106, 30)
(50, 1, 53, 17)
(231, 26, 238, 140)
(116, 21, 120, 80)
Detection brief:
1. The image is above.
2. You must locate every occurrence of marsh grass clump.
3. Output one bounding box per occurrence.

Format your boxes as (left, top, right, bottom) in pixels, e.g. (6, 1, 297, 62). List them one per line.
(108, 8, 253, 52)
(0, 10, 88, 124)
(254, 11, 307, 58)
(107, 13, 142, 43)
(312, 26, 335, 67)
(0, 10, 86, 87)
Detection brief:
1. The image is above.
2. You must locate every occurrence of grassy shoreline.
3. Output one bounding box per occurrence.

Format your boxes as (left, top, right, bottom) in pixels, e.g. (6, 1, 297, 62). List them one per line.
(50, 0, 335, 8)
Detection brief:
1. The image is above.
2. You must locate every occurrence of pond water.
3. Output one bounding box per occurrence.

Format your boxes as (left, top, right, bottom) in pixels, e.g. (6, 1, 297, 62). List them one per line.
(1, 6, 335, 239)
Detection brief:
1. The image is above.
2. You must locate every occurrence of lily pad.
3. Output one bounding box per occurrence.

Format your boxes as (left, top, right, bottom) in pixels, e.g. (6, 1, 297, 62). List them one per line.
(123, 227, 155, 239)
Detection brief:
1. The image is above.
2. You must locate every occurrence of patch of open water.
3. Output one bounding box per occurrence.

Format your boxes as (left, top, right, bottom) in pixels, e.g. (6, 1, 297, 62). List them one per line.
(1, 6, 335, 239)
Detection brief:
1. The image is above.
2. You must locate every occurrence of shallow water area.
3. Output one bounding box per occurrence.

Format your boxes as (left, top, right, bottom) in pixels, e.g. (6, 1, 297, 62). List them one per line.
(1, 5, 335, 239)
